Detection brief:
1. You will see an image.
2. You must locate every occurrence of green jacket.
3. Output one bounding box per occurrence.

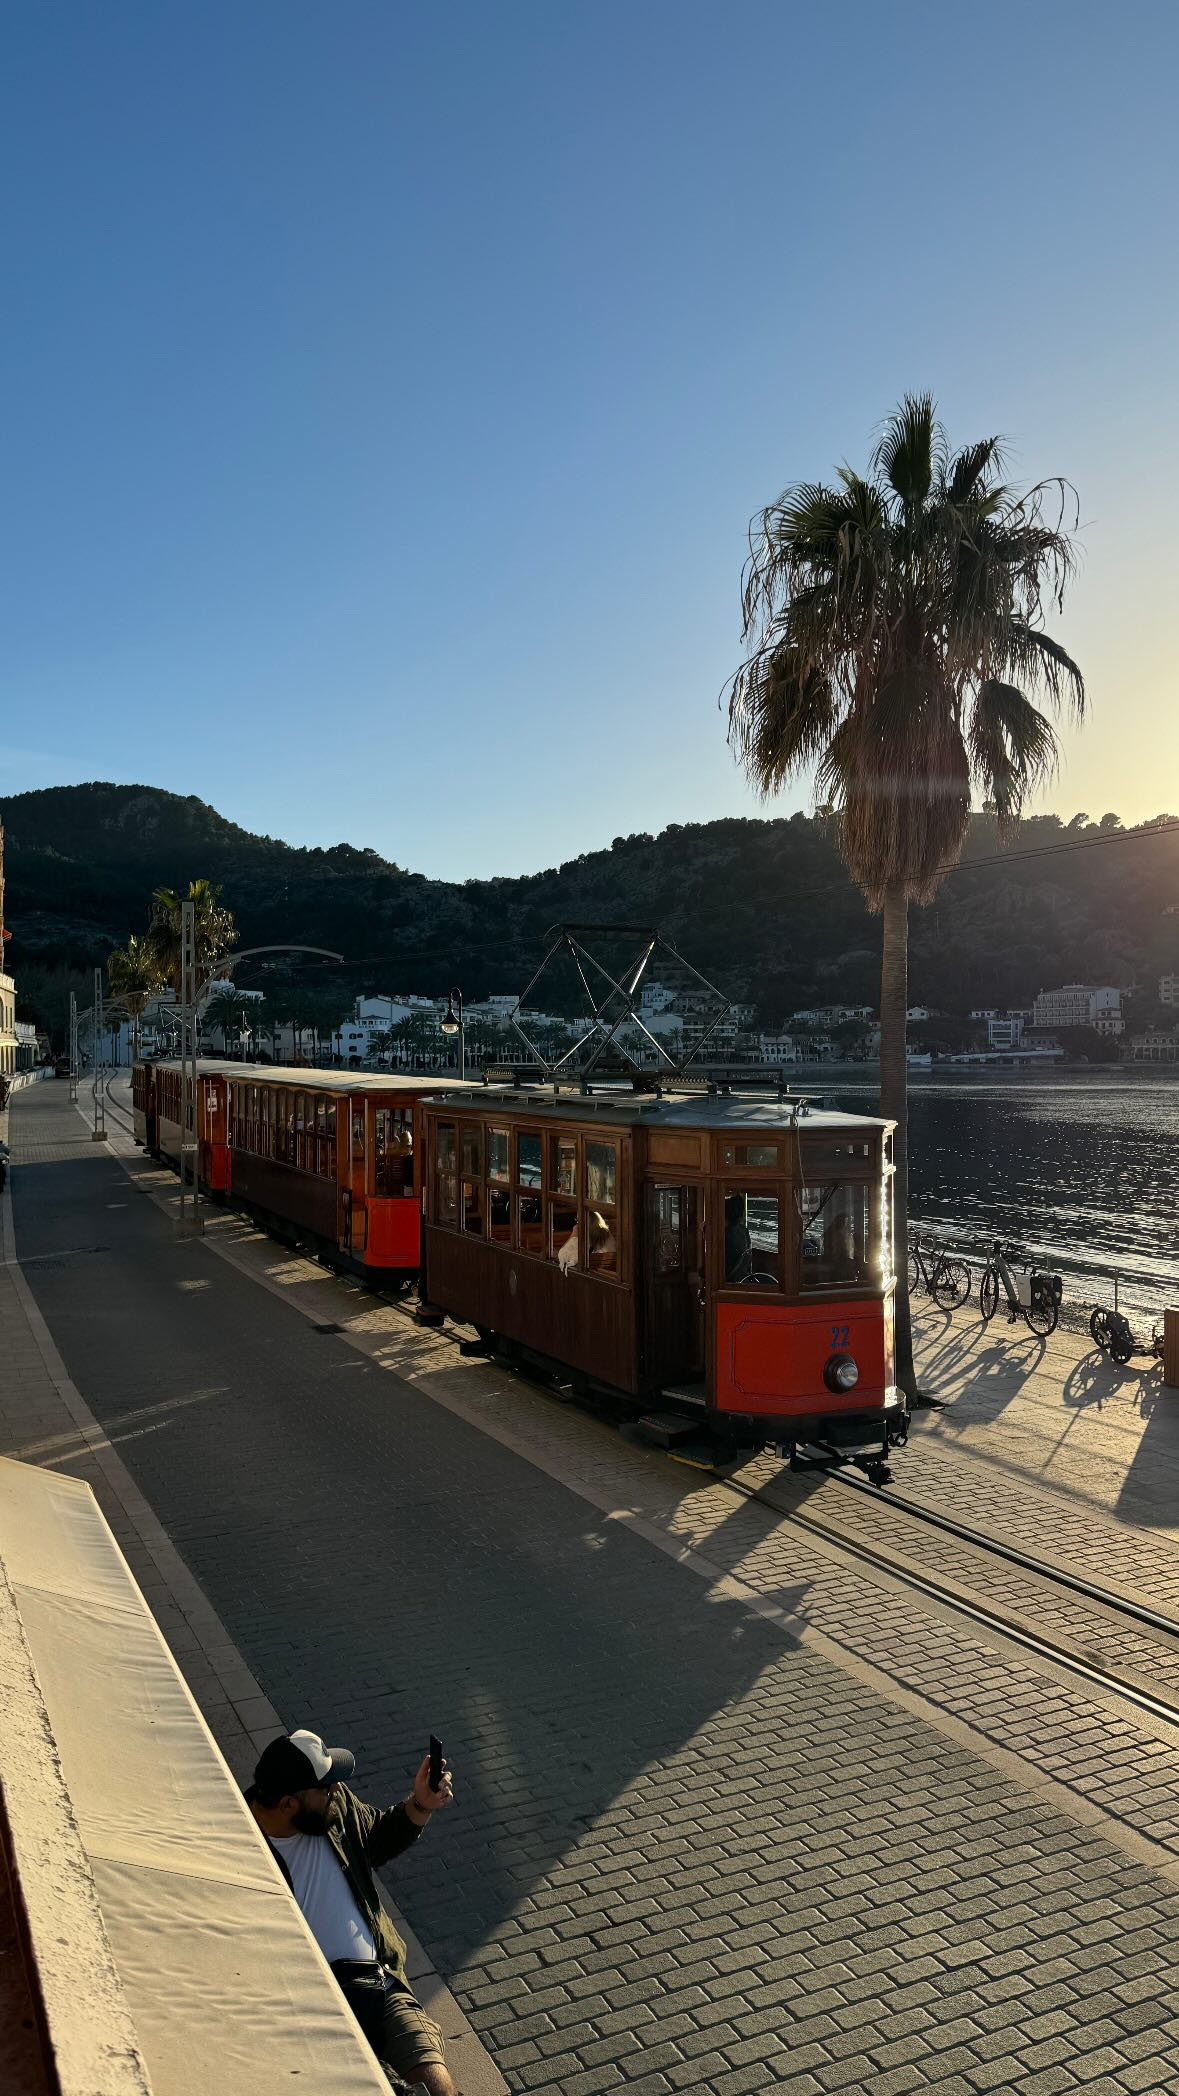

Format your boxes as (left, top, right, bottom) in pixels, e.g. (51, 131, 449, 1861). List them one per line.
(250, 1782, 423, 1972)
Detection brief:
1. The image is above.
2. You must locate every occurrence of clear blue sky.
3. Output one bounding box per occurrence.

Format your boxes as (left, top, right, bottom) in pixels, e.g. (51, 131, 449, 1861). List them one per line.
(3, 1, 1177, 877)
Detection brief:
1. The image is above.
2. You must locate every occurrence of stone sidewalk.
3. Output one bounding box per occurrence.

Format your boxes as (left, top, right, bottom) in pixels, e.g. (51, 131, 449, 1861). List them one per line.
(0, 1081, 506, 2096)
(8, 1076, 1179, 2096)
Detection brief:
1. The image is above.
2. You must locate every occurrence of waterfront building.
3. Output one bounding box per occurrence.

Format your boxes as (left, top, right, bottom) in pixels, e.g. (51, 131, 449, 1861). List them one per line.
(987, 1013, 1026, 1049)
(1032, 983, 1122, 1031)
(1125, 1026, 1179, 1064)
(1160, 973, 1178, 1006)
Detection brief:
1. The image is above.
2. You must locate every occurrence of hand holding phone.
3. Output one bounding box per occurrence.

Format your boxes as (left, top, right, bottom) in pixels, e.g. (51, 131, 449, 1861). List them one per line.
(429, 1734, 443, 1793)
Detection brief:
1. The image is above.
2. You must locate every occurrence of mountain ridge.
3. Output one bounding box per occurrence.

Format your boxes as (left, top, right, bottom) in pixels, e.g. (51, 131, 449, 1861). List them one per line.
(3, 782, 1178, 1037)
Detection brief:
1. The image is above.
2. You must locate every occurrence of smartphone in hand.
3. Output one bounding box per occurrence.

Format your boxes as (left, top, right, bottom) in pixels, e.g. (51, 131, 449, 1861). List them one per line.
(429, 1735, 443, 1793)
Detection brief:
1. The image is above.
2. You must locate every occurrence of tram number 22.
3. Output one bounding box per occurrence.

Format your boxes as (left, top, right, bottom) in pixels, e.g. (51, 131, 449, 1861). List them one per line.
(829, 1324, 850, 1348)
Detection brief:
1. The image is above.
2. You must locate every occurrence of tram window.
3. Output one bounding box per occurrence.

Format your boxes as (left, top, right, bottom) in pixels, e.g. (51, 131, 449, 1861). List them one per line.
(489, 1186, 511, 1244)
(461, 1125, 482, 1177)
(352, 1108, 365, 1163)
(880, 1174, 894, 1280)
(720, 1142, 780, 1170)
(586, 1210, 617, 1275)
(550, 1136, 577, 1198)
(517, 1133, 542, 1189)
(463, 1181, 483, 1234)
(516, 1193, 543, 1254)
(323, 1100, 337, 1178)
(654, 1188, 683, 1273)
(585, 1141, 616, 1207)
(802, 1137, 871, 1173)
(724, 1189, 781, 1288)
(551, 1199, 579, 1269)
(800, 1182, 871, 1287)
(435, 1122, 458, 1226)
(487, 1129, 510, 1182)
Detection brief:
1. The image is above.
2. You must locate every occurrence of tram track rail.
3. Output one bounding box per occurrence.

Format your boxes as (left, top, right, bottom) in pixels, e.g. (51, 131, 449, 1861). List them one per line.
(723, 1471, 1179, 1733)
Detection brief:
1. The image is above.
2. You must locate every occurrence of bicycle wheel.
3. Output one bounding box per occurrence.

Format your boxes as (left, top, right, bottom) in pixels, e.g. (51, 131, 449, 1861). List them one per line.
(1110, 1328, 1135, 1365)
(1023, 1281, 1059, 1338)
(1090, 1307, 1112, 1351)
(980, 1268, 999, 1321)
(906, 1251, 922, 1294)
(932, 1259, 971, 1310)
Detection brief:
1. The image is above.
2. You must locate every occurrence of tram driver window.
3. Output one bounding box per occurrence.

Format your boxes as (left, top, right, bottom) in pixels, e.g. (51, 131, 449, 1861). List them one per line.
(724, 1190, 781, 1287)
(801, 1183, 871, 1286)
(435, 1122, 458, 1226)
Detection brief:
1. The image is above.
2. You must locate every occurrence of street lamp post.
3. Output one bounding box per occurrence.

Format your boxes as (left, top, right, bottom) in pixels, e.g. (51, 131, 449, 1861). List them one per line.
(440, 988, 465, 1079)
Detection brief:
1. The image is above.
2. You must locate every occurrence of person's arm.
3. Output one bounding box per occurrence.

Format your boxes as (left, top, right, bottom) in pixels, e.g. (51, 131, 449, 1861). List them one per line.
(364, 1757, 454, 1868)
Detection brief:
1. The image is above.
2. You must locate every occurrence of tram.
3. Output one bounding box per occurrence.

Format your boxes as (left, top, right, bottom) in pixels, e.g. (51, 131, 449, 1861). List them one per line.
(132, 1058, 476, 1275)
(419, 1077, 906, 1478)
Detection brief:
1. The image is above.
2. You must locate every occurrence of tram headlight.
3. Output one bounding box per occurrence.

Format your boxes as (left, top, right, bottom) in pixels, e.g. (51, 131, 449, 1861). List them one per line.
(824, 1351, 859, 1394)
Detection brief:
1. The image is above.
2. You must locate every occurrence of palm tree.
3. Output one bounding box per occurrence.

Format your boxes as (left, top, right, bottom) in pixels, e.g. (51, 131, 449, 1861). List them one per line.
(106, 935, 164, 1062)
(147, 880, 237, 1001)
(203, 985, 254, 1057)
(725, 395, 1084, 1394)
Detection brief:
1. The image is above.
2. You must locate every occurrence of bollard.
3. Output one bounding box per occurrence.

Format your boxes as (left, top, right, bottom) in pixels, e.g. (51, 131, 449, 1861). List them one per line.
(1164, 1309, 1179, 1391)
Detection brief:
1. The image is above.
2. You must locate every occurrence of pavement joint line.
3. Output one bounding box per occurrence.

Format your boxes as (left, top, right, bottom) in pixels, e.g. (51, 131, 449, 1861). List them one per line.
(86, 1084, 1179, 1896)
(6, 1094, 507, 2096)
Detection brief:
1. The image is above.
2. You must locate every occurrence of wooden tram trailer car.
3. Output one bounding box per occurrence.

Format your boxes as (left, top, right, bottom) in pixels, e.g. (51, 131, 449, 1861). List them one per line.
(421, 1082, 906, 1476)
(133, 1058, 476, 1275)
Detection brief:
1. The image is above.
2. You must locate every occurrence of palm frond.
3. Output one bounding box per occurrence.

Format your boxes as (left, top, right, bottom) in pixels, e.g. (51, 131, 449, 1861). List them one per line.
(968, 680, 1059, 830)
(943, 436, 1004, 504)
(872, 393, 944, 511)
(726, 644, 839, 796)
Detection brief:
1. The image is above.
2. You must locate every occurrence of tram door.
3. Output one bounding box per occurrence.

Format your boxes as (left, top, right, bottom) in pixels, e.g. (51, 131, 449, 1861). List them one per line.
(644, 1184, 706, 1391)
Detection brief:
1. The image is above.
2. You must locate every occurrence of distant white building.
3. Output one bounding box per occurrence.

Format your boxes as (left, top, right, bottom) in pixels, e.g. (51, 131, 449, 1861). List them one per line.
(987, 1014, 1026, 1050)
(1160, 974, 1178, 1006)
(1032, 983, 1122, 1031)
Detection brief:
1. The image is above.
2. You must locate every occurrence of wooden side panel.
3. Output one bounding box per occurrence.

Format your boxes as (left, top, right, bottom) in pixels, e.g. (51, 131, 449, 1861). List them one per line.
(425, 1228, 639, 1394)
(229, 1152, 339, 1240)
(645, 1133, 706, 1172)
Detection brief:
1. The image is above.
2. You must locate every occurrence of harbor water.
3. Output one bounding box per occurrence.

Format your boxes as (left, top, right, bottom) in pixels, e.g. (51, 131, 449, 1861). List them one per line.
(828, 1069, 1179, 1331)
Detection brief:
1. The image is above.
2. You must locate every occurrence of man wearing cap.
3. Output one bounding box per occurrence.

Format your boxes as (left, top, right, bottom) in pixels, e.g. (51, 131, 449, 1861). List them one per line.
(247, 1728, 457, 2094)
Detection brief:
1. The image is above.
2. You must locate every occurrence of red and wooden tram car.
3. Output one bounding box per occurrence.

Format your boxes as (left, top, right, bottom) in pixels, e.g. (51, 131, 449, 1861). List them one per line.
(133, 1059, 475, 1275)
(420, 1081, 906, 1475)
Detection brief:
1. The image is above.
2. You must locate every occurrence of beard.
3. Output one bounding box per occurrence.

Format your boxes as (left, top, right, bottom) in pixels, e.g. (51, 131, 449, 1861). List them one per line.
(292, 1804, 330, 1836)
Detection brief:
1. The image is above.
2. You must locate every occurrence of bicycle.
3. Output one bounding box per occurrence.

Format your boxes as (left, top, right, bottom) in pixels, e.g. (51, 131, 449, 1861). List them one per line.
(907, 1232, 972, 1310)
(1090, 1276, 1164, 1365)
(979, 1239, 1063, 1336)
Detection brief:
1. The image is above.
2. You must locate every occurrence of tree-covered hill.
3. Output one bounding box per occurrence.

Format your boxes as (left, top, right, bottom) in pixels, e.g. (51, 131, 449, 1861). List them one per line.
(3, 782, 1177, 1034)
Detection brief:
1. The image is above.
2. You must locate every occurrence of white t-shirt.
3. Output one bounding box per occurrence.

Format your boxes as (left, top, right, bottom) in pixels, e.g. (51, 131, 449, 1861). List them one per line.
(270, 1831, 377, 1965)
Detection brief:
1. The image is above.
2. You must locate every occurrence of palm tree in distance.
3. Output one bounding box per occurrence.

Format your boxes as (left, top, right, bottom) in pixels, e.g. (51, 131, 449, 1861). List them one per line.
(147, 880, 237, 1001)
(106, 935, 164, 1062)
(725, 395, 1085, 1396)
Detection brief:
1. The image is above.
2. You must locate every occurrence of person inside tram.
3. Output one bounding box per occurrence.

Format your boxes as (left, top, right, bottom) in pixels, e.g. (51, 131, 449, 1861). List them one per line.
(724, 1195, 753, 1284)
(557, 1218, 580, 1272)
(586, 1209, 615, 1271)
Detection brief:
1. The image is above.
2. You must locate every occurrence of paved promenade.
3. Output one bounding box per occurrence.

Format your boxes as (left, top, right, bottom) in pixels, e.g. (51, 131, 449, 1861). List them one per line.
(5, 1077, 1179, 2096)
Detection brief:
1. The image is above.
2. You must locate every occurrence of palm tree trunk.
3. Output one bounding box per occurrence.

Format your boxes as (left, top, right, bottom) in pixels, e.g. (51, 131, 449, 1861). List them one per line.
(880, 882, 917, 1400)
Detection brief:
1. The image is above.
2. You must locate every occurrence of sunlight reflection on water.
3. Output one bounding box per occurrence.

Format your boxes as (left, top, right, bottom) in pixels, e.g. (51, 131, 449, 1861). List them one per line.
(830, 1071, 1179, 1325)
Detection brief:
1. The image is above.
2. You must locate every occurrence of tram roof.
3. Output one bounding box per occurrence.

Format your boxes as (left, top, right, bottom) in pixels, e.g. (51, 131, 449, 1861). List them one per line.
(424, 1083, 893, 1133)
(144, 1058, 480, 1095)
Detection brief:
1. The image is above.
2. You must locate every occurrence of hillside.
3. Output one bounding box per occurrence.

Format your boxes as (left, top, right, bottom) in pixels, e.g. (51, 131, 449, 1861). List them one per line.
(3, 783, 1178, 1036)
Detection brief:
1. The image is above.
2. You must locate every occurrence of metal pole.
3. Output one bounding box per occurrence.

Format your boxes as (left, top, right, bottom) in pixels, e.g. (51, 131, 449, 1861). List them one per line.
(92, 968, 106, 1140)
(69, 992, 78, 1103)
(180, 897, 201, 1232)
(458, 997, 465, 1081)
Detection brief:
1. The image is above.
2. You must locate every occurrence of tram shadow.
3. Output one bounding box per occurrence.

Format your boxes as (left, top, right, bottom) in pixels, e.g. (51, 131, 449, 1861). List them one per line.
(1114, 1362, 1179, 1527)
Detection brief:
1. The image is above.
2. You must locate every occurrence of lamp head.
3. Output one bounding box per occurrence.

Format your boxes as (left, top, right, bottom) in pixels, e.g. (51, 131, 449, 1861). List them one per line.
(440, 989, 462, 1035)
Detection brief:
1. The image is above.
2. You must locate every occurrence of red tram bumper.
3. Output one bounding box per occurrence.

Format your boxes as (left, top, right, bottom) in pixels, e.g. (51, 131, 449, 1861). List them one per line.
(713, 1295, 899, 1449)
